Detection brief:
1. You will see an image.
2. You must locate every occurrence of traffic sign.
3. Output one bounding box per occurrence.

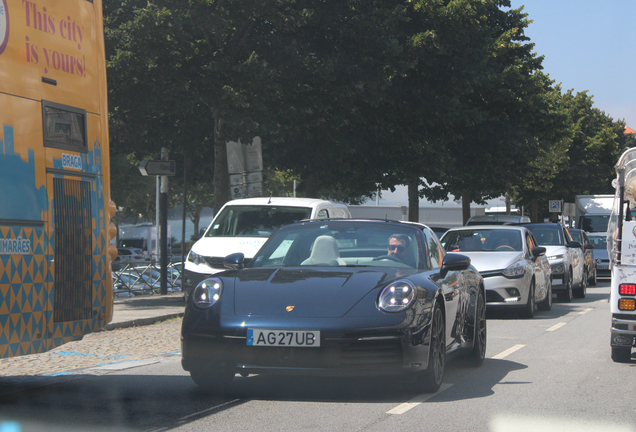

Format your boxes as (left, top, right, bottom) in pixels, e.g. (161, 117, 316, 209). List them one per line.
(139, 160, 176, 176)
(549, 200, 562, 213)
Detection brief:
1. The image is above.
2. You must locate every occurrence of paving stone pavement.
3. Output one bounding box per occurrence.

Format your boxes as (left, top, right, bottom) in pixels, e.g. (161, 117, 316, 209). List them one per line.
(0, 318, 183, 379)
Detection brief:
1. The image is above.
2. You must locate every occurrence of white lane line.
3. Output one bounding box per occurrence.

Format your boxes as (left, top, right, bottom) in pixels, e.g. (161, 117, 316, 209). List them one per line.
(90, 359, 159, 371)
(546, 322, 567, 332)
(579, 308, 593, 315)
(387, 383, 454, 414)
(491, 344, 525, 360)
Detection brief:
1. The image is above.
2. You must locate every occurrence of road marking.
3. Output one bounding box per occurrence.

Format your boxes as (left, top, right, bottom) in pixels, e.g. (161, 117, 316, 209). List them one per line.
(492, 344, 525, 359)
(387, 383, 454, 414)
(579, 308, 593, 315)
(90, 359, 159, 371)
(546, 322, 567, 332)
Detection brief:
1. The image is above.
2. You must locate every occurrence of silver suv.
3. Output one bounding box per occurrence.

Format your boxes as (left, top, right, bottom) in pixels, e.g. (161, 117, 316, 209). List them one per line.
(518, 223, 586, 302)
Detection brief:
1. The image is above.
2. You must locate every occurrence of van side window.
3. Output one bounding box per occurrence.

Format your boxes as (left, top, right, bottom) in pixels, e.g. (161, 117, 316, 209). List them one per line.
(317, 209, 329, 219)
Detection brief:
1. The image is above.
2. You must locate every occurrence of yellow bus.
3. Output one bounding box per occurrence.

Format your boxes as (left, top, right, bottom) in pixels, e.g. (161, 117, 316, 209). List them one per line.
(0, 0, 115, 358)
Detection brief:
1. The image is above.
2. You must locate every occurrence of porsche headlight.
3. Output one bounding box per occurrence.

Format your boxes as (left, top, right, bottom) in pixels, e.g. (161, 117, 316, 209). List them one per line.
(502, 261, 526, 278)
(193, 278, 222, 308)
(378, 280, 416, 313)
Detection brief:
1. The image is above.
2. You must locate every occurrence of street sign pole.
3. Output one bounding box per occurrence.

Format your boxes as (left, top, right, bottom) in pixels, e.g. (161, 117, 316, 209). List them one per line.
(159, 148, 169, 295)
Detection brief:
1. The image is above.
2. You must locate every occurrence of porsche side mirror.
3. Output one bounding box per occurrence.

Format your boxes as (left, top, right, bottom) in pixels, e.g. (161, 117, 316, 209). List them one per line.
(585, 244, 594, 250)
(224, 252, 246, 270)
(440, 253, 471, 278)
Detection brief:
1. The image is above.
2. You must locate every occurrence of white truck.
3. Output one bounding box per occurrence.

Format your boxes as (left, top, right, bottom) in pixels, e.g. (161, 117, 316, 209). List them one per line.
(118, 222, 171, 259)
(575, 194, 613, 233)
(608, 148, 636, 362)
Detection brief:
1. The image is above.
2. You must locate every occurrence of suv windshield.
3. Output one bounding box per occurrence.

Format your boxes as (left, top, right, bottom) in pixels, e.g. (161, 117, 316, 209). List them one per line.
(205, 205, 313, 238)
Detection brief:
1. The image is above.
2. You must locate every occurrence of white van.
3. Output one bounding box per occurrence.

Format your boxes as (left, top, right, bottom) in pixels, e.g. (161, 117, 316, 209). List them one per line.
(183, 197, 351, 301)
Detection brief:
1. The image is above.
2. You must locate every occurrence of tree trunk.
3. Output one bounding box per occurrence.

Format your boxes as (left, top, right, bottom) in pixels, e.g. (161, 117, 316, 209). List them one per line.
(462, 193, 471, 225)
(407, 177, 419, 222)
(213, 117, 230, 212)
(531, 198, 539, 223)
(303, 172, 320, 198)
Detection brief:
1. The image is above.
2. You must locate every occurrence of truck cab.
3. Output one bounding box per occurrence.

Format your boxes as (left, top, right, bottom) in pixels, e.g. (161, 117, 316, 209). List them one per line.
(609, 148, 636, 362)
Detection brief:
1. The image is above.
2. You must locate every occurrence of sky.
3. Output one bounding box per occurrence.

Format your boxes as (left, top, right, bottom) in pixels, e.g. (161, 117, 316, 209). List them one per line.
(370, 0, 636, 207)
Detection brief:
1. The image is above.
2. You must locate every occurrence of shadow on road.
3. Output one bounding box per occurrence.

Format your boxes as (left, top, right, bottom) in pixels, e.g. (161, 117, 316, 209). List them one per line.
(0, 356, 528, 430)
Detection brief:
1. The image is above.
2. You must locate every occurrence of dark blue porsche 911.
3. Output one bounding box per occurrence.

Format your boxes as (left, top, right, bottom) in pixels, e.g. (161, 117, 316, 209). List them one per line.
(181, 219, 486, 393)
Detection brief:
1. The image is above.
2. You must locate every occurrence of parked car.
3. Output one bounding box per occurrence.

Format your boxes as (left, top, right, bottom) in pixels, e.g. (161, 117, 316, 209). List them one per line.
(465, 214, 531, 226)
(518, 223, 585, 302)
(113, 247, 152, 268)
(112, 273, 152, 296)
(183, 197, 351, 303)
(587, 233, 610, 278)
(181, 219, 487, 393)
(569, 228, 597, 286)
(440, 225, 551, 317)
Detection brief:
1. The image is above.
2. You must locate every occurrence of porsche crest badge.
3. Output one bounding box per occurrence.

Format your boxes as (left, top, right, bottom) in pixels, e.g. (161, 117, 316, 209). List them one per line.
(286, 306, 295, 312)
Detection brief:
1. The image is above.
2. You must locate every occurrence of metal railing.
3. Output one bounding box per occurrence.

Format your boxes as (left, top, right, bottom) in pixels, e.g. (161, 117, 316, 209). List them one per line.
(112, 257, 183, 297)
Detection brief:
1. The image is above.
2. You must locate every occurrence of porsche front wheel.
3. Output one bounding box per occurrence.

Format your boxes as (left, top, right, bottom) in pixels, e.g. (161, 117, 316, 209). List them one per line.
(420, 303, 445, 393)
(466, 289, 487, 367)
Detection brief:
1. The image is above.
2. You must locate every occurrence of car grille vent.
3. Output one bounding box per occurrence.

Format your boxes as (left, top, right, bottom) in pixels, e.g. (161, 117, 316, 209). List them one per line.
(203, 257, 250, 269)
(486, 291, 505, 303)
(339, 339, 402, 367)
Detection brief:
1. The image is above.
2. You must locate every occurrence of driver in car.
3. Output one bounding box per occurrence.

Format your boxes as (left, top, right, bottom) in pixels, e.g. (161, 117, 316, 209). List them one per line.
(387, 234, 410, 262)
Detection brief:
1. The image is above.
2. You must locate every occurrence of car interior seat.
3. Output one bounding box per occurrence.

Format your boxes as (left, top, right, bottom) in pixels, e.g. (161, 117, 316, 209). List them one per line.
(301, 235, 346, 266)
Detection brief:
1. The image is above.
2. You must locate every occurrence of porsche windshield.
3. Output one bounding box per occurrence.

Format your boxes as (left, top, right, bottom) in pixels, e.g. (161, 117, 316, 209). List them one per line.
(250, 222, 423, 269)
(205, 205, 312, 238)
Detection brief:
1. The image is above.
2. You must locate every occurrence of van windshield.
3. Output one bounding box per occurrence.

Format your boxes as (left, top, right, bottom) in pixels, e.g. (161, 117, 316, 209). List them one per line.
(205, 205, 313, 238)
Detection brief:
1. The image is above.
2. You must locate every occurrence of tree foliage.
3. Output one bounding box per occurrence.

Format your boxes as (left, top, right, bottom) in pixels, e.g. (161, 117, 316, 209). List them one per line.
(104, 0, 630, 226)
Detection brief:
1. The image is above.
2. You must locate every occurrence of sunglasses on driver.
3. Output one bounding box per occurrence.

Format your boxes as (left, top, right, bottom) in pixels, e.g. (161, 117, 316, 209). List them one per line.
(387, 244, 405, 253)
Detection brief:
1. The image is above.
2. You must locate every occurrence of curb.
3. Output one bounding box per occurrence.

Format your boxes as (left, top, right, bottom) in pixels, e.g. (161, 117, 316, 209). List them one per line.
(101, 312, 184, 332)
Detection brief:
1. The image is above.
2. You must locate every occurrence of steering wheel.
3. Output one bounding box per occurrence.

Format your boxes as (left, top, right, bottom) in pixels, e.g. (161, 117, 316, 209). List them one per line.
(373, 255, 402, 262)
(496, 245, 515, 251)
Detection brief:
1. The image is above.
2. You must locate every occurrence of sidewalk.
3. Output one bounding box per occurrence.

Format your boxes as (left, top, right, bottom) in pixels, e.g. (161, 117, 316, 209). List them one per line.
(104, 292, 186, 331)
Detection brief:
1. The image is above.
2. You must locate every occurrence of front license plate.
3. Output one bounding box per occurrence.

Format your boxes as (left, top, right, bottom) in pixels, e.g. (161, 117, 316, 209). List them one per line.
(552, 278, 562, 285)
(599, 265, 609, 270)
(247, 329, 320, 347)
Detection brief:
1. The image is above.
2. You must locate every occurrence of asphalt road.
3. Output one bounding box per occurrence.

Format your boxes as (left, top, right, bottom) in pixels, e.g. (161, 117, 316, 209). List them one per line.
(0, 279, 634, 432)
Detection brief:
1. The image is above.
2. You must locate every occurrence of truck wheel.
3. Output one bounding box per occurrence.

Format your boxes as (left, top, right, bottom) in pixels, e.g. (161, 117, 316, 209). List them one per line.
(611, 346, 632, 363)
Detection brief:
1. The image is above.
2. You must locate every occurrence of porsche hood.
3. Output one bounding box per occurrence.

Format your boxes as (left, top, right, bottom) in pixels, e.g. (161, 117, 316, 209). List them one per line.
(230, 268, 411, 318)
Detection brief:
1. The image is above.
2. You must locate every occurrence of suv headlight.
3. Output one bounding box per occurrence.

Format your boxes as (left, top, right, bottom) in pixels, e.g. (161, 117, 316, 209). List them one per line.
(547, 254, 565, 261)
(378, 280, 416, 313)
(193, 278, 222, 308)
(502, 261, 526, 278)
